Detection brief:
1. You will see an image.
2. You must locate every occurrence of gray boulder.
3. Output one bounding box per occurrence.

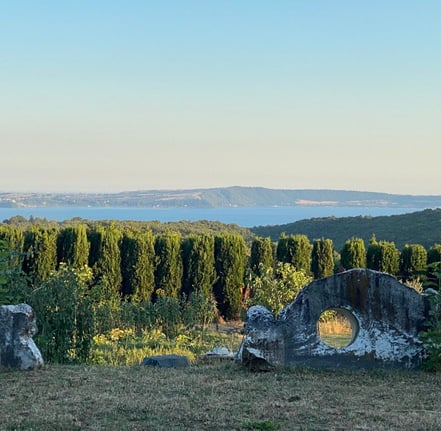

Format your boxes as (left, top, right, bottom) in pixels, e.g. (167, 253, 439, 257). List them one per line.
(0, 303, 44, 370)
(141, 354, 190, 368)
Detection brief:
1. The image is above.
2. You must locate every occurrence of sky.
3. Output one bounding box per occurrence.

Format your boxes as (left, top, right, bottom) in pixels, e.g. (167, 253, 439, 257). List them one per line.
(1, 1, 440, 195)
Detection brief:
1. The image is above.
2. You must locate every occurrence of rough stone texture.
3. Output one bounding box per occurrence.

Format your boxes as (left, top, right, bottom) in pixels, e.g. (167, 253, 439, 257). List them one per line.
(206, 346, 234, 358)
(198, 347, 236, 363)
(141, 354, 190, 368)
(0, 303, 44, 370)
(238, 269, 429, 369)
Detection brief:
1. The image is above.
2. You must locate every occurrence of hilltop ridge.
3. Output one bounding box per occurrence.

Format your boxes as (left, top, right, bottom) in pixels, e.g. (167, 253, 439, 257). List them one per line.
(1, 187, 441, 209)
(251, 208, 441, 250)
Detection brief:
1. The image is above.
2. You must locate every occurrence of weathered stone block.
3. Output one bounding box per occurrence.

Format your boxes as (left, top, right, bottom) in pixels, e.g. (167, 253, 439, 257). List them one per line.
(238, 269, 429, 369)
(0, 303, 44, 370)
(141, 354, 190, 368)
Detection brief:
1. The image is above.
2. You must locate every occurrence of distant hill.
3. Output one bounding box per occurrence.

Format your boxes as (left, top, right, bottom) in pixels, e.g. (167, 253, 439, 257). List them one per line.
(1, 187, 441, 209)
(251, 208, 441, 250)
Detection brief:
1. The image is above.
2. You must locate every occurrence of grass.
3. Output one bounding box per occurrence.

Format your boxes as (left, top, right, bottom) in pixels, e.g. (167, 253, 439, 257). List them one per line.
(2, 362, 441, 431)
(89, 326, 244, 366)
(317, 314, 353, 349)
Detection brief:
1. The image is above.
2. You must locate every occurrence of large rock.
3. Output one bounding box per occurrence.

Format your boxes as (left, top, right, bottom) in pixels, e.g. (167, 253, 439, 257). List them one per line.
(0, 303, 44, 370)
(238, 269, 429, 369)
(141, 354, 190, 368)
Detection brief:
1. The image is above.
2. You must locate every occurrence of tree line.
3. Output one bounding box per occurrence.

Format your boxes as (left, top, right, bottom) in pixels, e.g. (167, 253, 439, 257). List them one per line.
(1, 223, 441, 319)
(252, 208, 441, 250)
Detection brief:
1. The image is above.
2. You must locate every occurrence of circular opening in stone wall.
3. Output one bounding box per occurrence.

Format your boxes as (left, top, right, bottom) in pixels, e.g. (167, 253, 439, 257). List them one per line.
(317, 308, 359, 349)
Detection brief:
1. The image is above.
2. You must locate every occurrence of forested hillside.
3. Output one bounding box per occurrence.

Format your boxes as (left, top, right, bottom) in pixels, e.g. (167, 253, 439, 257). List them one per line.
(251, 208, 441, 250)
(2, 187, 441, 208)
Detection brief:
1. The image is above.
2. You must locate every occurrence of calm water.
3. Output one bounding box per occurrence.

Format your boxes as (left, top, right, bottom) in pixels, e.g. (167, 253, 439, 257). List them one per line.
(0, 206, 422, 227)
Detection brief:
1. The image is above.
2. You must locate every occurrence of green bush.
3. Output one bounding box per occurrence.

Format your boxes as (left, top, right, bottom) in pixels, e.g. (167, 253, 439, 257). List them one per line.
(153, 294, 183, 339)
(182, 290, 217, 330)
(248, 262, 312, 317)
(29, 264, 94, 363)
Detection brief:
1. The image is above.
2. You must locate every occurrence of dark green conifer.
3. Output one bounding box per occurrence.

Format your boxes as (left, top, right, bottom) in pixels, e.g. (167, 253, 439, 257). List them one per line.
(340, 237, 366, 270)
(121, 230, 156, 302)
(311, 238, 334, 278)
(250, 237, 274, 275)
(154, 232, 183, 298)
(214, 233, 247, 319)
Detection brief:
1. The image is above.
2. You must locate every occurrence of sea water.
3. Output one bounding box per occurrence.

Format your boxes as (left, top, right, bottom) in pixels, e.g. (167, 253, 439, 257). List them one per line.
(0, 206, 422, 228)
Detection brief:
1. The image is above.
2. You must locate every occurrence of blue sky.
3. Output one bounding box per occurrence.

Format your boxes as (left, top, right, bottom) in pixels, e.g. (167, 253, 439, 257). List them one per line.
(1, 1, 440, 194)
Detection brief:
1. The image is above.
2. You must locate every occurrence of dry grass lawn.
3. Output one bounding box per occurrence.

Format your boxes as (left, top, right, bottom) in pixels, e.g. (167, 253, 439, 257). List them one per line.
(2, 362, 441, 431)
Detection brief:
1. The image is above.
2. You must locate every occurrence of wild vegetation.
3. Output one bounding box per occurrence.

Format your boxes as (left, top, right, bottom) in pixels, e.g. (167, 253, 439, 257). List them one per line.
(1, 216, 441, 367)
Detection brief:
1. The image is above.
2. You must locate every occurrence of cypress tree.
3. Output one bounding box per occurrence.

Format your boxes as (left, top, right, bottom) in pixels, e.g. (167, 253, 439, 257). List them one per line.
(0, 225, 24, 267)
(87, 227, 102, 269)
(0, 239, 11, 304)
(427, 244, 441, 289)
(276, 234, 312, 274)
(340, 237, 366, 270)
(57, 224, 89, 268)
(214, 233, 247, 320)
(366, 235, 381, 271)
(182, 234, 216, 299)
(400, 244, 427, 280)
(121, 230, 156, 302)
(377, 240, 400, 275)
(311, 238, 334, 279)
(250, 237, 274, 275)
(428, 244, 441, 265)
(154, 231, 183, 298)
(89, 225, 123, 294)
(22, 227, 58, 282)
(276, 233, 289, 263)
(367, 236, 399, 275)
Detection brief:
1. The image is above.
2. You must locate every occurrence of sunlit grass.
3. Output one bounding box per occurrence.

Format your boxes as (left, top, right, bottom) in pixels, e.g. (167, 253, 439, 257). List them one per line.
(89, 326, 244, 366)
(317, 313, 353, 349)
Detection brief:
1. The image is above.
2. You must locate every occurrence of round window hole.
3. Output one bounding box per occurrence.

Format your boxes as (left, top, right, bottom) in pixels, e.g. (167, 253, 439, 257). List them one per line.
(317, 308, 358, 349)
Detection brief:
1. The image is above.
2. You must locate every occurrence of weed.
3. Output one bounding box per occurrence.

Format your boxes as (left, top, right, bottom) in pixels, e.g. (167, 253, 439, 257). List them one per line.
(242, 420, 281, 430)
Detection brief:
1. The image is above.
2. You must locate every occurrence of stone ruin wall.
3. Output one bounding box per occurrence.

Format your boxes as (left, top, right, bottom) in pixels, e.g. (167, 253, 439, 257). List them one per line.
(238, 269, 430, 369)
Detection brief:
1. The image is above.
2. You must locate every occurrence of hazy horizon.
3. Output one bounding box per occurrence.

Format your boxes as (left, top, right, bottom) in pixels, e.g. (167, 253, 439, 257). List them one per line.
(2, 1, 440, 195)
(2, 185, 441, 198)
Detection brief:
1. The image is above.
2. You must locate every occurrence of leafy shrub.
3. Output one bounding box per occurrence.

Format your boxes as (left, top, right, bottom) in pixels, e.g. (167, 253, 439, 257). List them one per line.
(182, 291, 217, 330)
(29, 264, 94, 363)
(118, 300, 156, 335)
(153, 294, 183, 339)
(248, 262, 312, 317)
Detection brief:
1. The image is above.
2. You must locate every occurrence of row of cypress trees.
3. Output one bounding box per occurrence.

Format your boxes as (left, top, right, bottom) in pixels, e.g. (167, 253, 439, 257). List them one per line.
(0, 224, 248, 319)
(1, 224, 441, 318)
(250, 234, 441, 281)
